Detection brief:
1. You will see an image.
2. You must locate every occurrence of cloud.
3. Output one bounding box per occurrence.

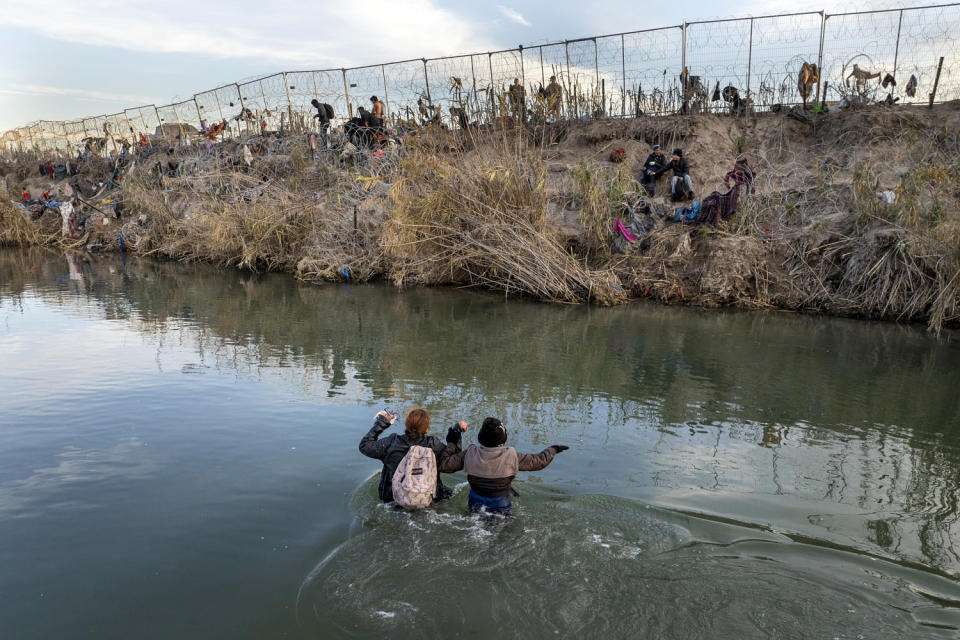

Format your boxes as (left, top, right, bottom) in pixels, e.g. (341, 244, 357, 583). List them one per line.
(0, 84, 162, 105)
(497, 5, 532, 27)
(3, 0, 495, 67)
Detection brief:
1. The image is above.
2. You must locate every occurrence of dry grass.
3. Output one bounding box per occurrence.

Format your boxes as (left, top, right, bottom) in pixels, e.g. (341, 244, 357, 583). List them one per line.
(4, 107, 960, 330)
(384, 135, 626, 305)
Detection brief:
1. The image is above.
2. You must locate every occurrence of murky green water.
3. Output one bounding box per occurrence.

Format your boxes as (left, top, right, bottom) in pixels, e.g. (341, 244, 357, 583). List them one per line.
(2, 248, 960, 639)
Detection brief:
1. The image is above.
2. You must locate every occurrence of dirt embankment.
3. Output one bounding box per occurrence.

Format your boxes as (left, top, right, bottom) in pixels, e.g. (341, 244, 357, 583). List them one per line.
(3, 103, 960, 330)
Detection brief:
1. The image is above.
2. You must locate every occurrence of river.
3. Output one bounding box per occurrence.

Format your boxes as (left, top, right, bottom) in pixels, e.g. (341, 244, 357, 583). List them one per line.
(1, 248, 959, 639)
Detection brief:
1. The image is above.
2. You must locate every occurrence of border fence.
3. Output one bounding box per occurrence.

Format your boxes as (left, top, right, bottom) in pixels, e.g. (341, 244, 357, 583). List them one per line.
(3, 3, 959, 155)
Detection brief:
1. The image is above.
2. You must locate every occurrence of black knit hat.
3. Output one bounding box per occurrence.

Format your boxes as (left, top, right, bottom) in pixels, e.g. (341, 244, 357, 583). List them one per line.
(673, 148, 683, 157)
(478, 417, 507, 447)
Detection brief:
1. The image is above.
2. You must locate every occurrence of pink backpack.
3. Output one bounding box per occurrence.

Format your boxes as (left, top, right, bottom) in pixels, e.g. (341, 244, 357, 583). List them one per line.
(391, 446, 437, 509)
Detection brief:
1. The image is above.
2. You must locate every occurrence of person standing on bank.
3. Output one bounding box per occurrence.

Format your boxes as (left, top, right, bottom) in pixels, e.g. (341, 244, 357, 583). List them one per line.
(545, 75, 562, 119)
(310, 99, 334, 147)
(438, 417, 568, 515)
(509, 78, 526, 122)
(370, 96, 385, 127)
(359, 407, 466, 504)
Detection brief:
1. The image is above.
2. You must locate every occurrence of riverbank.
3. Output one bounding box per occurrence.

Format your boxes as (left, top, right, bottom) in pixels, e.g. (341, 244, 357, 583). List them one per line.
(3, 104, 960, 330)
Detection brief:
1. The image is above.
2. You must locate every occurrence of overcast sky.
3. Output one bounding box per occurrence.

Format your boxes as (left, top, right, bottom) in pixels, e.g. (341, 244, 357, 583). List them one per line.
(0, 0, 937, 130)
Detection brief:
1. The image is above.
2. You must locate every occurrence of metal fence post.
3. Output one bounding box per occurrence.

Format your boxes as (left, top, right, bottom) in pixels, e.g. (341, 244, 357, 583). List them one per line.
(282, 72, 294, 132)
(381, 65, 391, 122)
(681, 23, 687, 75)
(817, 12, 826, 104)
(423, 59, 432, 104)
(470, 55, 477, 110)
(565, 41, 571, 117)
(747, 17, 754, 100)
(488, 53, 495, 117)
(893, 9, 904, 79)
(681, 23, 688, 113)
(519, 45, 525, 87)
(593, 38, 599, 85)
(621, 33, 626, 118)
(234, 86, 246, 133)
(193, 98, 202, 126)
(342, 69, 352, 118)
(539, 45, 545, 85)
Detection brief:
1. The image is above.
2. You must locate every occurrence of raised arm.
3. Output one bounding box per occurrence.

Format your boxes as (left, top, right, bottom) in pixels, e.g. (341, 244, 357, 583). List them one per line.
(434, 422, 468, 472)
(358, 412, 395, 460)
(517, 445, 569, 471)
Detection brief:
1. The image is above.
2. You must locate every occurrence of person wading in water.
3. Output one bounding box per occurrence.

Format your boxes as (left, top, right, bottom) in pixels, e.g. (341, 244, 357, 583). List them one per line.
(359, 407, 466, 504)
(438, 417, 568, 515)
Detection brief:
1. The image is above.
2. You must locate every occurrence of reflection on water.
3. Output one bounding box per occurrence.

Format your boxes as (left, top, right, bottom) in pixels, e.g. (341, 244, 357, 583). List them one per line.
(1, 247, 960, 639)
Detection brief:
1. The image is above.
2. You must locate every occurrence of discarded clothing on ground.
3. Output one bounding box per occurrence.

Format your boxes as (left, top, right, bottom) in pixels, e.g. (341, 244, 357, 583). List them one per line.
(612, 213, 656, 254)
(671, 159, 756, 226)
(673, 187, 740, 226)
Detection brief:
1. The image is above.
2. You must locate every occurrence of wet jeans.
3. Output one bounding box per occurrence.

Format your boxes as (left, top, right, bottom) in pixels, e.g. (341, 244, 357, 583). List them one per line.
(468, 490, 512, 514)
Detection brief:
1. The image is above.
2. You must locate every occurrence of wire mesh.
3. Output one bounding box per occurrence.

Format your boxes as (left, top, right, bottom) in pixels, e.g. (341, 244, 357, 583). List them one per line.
(124, 106, 156, 139)
(749, 13, 823, 107)
(821, 11, 901, 103)
(894, 5, 960, 103)
(596, 35, 625, 116)
(346, 65, 386, 120)
(8, 4, 960, 154)
(623, 27, 683, 116)
(685, 20, 752, 112)
(384, 59, 432, 123)
(63, 119, 87, 150)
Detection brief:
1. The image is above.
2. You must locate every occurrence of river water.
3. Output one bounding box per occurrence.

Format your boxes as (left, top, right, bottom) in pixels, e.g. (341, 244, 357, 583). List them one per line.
(1, 248, 959, 639)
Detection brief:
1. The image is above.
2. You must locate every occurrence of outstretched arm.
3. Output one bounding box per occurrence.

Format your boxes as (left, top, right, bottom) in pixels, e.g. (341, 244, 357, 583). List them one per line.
(517, 445, 569, 471)
(438, 449, 466, 473)
(358, 412, 395, 460)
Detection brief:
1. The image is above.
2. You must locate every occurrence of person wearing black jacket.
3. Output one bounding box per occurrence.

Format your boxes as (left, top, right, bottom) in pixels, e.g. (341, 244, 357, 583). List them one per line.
(438, 417, 568, 515)
(310, 99, 333, 147)
(359, 407, 466, 504)
(642, 144, 667, 197)
(663, 148, 693, 201)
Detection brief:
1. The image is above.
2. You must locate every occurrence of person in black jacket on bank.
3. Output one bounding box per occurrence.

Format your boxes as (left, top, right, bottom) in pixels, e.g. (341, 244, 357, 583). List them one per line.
(310, 99, 333, 147)
(663, 148, 694, 201)
(359, 407, 466, 504)
(642, 144, 667, 197)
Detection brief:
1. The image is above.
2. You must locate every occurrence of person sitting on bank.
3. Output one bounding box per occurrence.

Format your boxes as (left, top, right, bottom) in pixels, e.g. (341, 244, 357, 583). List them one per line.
(359, 407, 466, 504)
(437, 417, 568, 515)
(663, 148, 693, 201)
(642, 144, 667, 197)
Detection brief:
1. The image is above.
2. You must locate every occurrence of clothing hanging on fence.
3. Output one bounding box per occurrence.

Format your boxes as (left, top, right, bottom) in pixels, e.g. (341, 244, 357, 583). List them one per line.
(881, 73, 896, 88)
(906, 74, 918, 97)
(712, 81, 721, 102)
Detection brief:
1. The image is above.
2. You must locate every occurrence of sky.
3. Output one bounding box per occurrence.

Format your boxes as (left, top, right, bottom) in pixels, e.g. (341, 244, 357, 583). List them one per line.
(0, 0, 940, 131)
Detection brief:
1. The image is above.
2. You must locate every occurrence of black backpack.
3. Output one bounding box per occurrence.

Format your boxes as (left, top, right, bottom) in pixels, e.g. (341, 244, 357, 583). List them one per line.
(322, 103, 334, 119)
